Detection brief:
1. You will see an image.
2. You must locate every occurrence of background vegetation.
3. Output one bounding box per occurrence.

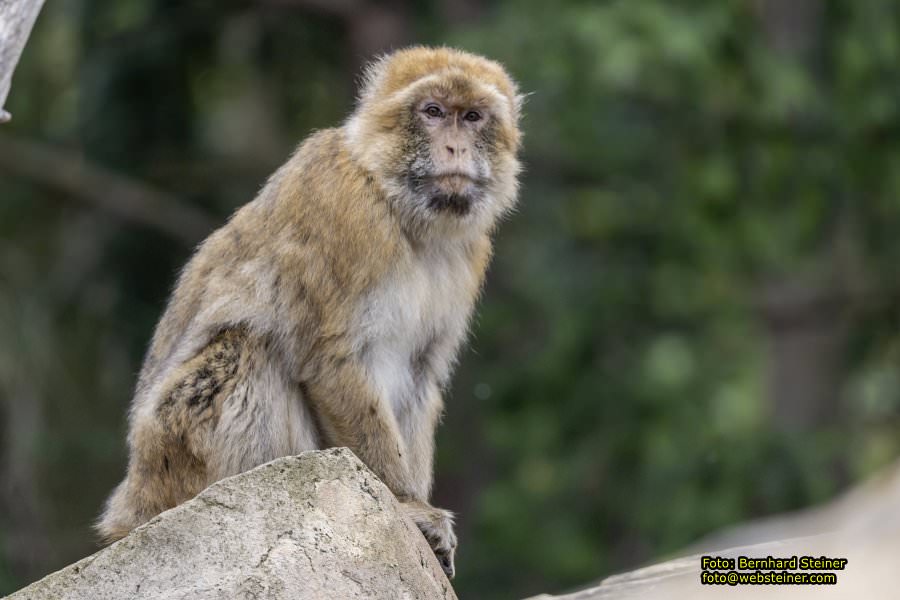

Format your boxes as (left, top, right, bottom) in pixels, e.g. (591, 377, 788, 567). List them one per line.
(3, 1, 900, 597)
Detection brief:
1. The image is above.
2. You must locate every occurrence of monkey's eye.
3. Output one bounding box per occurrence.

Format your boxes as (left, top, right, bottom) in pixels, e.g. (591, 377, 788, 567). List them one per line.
(464, 110, 482, 122)
(424, 104, 444, 118)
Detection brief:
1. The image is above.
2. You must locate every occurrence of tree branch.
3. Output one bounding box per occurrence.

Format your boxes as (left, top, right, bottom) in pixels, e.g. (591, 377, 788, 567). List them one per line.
(259, 0, 366, 20)
(0, 135, 216, 245)
(260, 0, 412, 64)
(0, 0, 47, 123)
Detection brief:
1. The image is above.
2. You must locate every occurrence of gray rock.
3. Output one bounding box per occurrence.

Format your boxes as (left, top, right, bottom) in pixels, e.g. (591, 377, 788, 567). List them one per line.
(530, 459, 900, 599)
(7, 448, 456, 600)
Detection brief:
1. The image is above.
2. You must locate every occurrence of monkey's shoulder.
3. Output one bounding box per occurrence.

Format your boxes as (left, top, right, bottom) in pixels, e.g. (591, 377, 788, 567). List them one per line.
(279, 127, 375, 203)
(263, 128, 405, 272)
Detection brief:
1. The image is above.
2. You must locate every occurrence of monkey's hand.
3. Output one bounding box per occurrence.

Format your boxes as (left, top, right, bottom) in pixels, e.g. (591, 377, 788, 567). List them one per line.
(400, 499, 457, 579)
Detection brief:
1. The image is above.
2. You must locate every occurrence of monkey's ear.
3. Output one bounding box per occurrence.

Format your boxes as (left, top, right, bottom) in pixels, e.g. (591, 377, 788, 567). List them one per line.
(514, 92, 532, 121)
(355, 53, 390, 106)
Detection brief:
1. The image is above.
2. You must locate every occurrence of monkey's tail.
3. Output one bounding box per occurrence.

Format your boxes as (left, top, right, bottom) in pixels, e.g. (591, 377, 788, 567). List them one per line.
(94, 479, 139, 545)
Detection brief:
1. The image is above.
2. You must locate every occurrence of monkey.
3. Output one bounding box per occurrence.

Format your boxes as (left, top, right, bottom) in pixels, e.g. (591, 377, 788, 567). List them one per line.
(96, 46, 522, 579)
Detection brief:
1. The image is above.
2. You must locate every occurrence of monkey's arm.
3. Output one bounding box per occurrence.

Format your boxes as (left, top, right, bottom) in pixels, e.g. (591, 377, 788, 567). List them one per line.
(303, 357, 457, 575)
(303, 358, 417, 500)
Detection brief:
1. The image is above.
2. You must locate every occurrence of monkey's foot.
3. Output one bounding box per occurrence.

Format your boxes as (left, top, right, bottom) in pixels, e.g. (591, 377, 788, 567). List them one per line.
(401, 500, 457, 579)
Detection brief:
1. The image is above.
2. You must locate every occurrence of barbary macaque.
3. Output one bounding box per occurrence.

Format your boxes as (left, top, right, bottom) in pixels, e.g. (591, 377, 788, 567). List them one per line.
(97, 46, 522, 578)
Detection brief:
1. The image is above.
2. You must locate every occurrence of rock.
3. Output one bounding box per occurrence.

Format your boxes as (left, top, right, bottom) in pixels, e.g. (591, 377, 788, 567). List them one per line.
(529, 531, 892, 599)
(6, 448, 456, 600)
(688, 455, 900, 552)
(529, 460, 900, 599)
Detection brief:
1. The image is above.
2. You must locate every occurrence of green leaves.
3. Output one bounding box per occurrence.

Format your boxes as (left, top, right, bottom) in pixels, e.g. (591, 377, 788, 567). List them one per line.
(445, 0, 900, 597)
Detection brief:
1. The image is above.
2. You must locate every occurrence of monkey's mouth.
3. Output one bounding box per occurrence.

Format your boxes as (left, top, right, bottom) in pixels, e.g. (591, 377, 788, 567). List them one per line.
(428, 192, 474, 216)
(406, 170, 482, 217)
(424, 173, 481, 216)
(433, 173, 475, 185)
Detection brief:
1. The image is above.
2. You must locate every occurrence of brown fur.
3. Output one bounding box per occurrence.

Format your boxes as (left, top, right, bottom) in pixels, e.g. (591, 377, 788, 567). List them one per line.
(98, 47, 522, 578)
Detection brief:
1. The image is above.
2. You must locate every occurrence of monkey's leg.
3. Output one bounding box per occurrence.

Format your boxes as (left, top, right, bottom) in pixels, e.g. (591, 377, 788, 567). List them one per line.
(303, 359, 457, 577)
(97, 329, 247, 542)
(209, 337, 321, 480)
(98, 328, 319, 542)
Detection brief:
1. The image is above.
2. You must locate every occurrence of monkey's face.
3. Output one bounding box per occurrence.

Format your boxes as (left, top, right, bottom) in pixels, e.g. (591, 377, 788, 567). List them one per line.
(404, 92, 496, 218)
(345, 48, 522, 237)
(387, 76, 520, 234)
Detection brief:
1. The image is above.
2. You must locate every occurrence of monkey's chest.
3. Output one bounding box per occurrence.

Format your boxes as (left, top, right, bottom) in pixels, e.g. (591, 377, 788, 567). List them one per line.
(354, 254, 475, 412)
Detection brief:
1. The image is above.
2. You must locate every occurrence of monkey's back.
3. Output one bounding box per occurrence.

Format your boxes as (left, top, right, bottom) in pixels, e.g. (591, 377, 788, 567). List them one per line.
(98, 128, 409, 541)
(135, 128, 405, 398)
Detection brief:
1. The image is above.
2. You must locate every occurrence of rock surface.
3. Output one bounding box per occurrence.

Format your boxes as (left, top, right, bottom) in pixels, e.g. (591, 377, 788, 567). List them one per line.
(529, 459, 900, 599)
(7, 448, 456, 600)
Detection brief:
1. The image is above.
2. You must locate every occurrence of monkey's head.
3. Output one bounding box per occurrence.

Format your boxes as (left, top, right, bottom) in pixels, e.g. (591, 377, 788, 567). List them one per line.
(345, 47, 523, 236)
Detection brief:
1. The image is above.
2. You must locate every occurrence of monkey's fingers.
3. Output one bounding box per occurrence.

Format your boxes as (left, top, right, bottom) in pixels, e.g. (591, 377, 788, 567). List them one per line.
(434, 546, 455, 580)
(401, 501, 457, 579)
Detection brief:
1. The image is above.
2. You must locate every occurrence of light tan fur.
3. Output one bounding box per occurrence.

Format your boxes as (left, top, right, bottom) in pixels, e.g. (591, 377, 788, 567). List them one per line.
(97, 46, 522, 578)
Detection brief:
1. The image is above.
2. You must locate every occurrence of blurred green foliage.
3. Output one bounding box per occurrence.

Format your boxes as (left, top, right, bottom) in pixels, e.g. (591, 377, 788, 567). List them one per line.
(2, 1, 900, 598)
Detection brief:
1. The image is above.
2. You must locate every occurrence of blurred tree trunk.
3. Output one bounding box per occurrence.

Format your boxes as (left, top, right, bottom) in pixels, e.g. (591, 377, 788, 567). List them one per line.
(0, 0, 46, 122)
(0, 386, 51, 586)
(0, 301, 54, 587)
(753, 0, 853, 434)
(264, 0, 412, 70)
(759, 272, 849, 429)
(346, 1, 412, 63)
(0, 0, 51, 584)
(436, 0, 484, 25)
